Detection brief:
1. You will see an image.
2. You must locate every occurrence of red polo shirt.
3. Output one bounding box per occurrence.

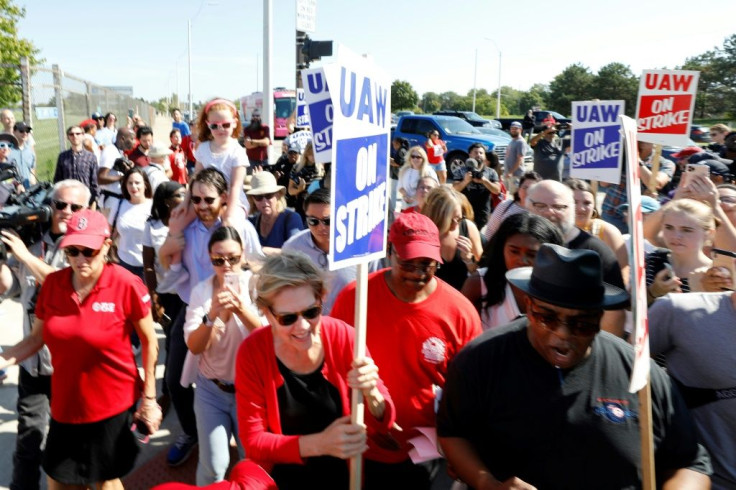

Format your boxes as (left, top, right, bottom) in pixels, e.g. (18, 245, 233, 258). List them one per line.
(36, 264, 151, 423)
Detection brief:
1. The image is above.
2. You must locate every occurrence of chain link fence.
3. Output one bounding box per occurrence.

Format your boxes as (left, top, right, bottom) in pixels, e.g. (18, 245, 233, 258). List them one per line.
(2, 58, 168, 182)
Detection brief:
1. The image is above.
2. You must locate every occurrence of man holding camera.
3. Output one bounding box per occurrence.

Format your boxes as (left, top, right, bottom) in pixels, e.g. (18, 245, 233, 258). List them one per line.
(530, 125, 564, 181)
(98, 127, 136, 221)
(0, 179, 90, 490)
(453, 142, 501, 229)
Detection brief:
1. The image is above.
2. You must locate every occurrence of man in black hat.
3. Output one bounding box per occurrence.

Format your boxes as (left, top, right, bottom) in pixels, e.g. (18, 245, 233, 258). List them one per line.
(438, 244, 712, 489)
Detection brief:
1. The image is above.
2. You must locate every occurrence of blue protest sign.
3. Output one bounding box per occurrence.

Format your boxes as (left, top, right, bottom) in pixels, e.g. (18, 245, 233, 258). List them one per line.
(301, 67, 332, 165)
(323, 47, 391, 270)
(570, 100, 625, 184)
(296, 88, 310, 128)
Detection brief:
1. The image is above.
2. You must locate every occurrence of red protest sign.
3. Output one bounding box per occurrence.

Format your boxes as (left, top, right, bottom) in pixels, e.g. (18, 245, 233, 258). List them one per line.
(635, 69, 699, 146)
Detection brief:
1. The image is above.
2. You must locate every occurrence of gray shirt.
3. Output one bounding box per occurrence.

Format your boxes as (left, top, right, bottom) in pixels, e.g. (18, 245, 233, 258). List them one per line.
(649, 292, 736, 489)
(6, 232, 68, 376)
(504, 136, 528, 176)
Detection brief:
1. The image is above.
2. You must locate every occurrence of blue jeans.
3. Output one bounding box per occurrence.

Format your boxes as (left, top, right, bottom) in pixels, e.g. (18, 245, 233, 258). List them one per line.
(194, 372, 243, 485)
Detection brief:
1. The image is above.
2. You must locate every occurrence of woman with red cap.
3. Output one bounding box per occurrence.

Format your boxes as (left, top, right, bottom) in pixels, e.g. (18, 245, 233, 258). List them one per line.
(0, 209, 161, 489)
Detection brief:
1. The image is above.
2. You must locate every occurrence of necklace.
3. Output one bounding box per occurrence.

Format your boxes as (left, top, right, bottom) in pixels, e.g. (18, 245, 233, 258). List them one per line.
(72, 274, 97, 302)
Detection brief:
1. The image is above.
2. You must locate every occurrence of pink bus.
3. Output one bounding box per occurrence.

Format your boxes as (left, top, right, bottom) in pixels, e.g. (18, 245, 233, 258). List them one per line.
(239, 88, 296, 138)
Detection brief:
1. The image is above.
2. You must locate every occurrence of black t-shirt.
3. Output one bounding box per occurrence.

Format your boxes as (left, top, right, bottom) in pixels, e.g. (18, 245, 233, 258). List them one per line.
(437, 318, 712, 489)
(567, 229, 626, 292)
(455, 166, 499, 229)
(272, 359, 347, 489)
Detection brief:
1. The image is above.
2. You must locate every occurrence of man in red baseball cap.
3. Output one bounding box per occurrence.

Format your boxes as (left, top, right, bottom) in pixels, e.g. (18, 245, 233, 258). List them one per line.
(331, 212, 482, 488)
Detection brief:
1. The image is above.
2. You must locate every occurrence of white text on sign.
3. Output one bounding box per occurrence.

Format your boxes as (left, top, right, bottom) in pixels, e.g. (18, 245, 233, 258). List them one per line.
(335, 142, 386, 253)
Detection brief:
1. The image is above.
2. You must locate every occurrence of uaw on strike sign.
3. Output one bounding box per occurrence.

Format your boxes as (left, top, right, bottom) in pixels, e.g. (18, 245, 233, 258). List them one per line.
(635, 69, 699, 147)
(323, 47, 390, 270)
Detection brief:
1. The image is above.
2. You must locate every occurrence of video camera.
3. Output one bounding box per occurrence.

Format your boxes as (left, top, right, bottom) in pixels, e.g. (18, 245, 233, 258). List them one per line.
(0, 182, 54, 263)
(464, 158, 484, 179)
(112, 156, 134, 174)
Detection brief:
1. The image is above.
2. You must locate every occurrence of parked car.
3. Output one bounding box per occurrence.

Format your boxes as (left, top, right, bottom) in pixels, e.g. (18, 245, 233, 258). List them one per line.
(662, 138, 699, 162)
(395, 110, 414, 118)
(392, 115, 510, 179)
(690, 125, 712, 144)
(434, 110, 495, 128)
(532, 110, 572, 132)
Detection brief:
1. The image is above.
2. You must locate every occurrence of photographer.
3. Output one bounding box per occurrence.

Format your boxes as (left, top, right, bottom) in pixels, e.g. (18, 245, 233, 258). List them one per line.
(452, 143, 501, 229)
(98, 127, 136, 222)
(287, 141, 323, 225)
(0, 179, 90, 490)
(0, 133, 24, 205)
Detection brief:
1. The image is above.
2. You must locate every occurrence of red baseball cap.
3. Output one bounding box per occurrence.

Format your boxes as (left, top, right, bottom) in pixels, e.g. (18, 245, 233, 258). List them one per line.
(389, 212, 442, 263)
(671, 146, 703, 159)
(59, 209, 111, 250)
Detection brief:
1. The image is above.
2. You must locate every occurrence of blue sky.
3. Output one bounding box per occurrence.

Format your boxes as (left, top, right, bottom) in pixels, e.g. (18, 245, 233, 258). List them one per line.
(17, 0, 736, 106)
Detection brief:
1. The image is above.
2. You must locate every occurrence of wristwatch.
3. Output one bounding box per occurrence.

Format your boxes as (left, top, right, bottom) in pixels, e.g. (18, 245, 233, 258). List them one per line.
(202, 312, 214, 327)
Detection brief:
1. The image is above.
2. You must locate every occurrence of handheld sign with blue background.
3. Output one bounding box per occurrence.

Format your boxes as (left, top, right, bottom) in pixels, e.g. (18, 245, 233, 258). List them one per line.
(296, 88, 310, 128)
(570, 100, 625, 184)
(323, 47, 391, 270)
(635, 69, 699, 147)
(301, 67, 333, 165)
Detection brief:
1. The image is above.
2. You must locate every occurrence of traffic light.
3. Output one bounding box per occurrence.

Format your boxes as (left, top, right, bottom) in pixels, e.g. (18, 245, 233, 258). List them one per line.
(300, 35, 333, 66)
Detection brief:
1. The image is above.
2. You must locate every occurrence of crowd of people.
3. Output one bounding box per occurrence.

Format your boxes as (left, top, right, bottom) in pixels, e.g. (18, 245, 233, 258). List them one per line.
(0, 103, 734, 489)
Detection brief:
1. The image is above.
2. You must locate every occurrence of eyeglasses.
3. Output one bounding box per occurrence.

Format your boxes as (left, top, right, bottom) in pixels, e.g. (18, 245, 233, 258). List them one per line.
(53, 200, 84, 212)
(64, 247, 102, 258)
(529, 199, 569, 213)
(451, 216, 462, 225)
(0, 142, 14, 150)
(527, 299, 601, 337)
(191, 195, 217, 205)
(268, 303, 322, 326)
(719, 196, 736, 204)
(394, 254, 439, 274)
(208, 122, 233, 131)
(15, 130, 29, 134)
(417, 185, 435, 192)
(410, 154, 423, 159)
(67, 132, 83, 137)
(253, 192, 276, 201)
(210, 255, 241, 267)
(306, 216, 330, 227)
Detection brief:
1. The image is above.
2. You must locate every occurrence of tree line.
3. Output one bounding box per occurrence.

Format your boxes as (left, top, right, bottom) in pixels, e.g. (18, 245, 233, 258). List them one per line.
(392, 34, 736, 119)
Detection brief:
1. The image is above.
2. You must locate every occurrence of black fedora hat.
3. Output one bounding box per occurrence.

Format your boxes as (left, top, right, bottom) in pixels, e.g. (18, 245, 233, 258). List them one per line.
(506, 244, 629, 309)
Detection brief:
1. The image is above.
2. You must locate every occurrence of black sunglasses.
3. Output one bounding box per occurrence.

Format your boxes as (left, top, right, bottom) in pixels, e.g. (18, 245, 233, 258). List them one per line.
(191, 196, 217, 205)
(64, 247, 102, 258)
(306, 216, 330, 227)
(53, 200, 84, 212)
(253, 192, 276, 201)
(268, 303, 322, 326)
(210, 255, 241, 267)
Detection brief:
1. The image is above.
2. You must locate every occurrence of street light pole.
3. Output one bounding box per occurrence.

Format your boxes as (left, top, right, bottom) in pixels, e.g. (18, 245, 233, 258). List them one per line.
(496, 50, 502, 118)
(188, 19, 193, 118)
(472, 48, 477, 113)
(484, 38, 502, 118)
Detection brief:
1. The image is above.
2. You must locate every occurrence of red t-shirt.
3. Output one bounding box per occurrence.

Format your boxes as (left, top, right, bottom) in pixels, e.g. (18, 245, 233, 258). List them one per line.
(169, 146, 189, 184)
(244, 125, 271, 162)
(128, 145, 150, 167)
(331, 270, 482, 463)
(181, 135, 196, 162)
(36, 264, 151, 423)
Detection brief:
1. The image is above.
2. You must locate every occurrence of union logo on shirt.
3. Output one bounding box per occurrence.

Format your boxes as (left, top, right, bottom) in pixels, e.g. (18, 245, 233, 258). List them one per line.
(594, 397, 637, 423)
(92, 302, 116, 313)
(421, 337, 446, 364)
